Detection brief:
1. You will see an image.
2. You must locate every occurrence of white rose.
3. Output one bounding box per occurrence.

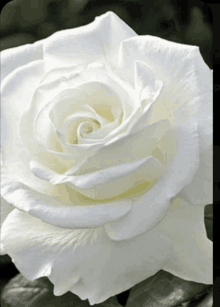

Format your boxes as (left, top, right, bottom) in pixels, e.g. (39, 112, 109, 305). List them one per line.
(0, 11, 212, 305)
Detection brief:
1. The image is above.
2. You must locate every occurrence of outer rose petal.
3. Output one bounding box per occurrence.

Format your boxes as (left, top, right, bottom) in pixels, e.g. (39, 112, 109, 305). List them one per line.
(116, 36, 208, 127)
(1, 179, 132, 229)
(114, 33, 213, 205)
(180, 145, 213, 205)
(76, 120, 170, 175)
(179, 65, 213, 205)
(43, 12, 137, 72)
(105, 124, 199, 240)
(157, 198, 212, 284)
(1, 209, 171, 305)
(0, 197, 13, 255)
(1, 39, 44, 82)
(30, 155, 165, 199)
(0, 60, 58, 195)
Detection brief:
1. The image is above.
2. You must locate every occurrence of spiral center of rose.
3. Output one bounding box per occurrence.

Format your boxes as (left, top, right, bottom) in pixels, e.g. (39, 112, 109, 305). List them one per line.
(82, 123, 93, 135)
(78, 119, 100, 139)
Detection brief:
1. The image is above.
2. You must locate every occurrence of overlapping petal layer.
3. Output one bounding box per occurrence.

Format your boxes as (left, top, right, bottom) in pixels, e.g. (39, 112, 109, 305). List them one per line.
(113, 34, 212, 205)
(76, 119, 170, 175)
(1, 196, 212, 305)
(0, 198, 13, 255)
(30, 155, 165, 199)
(0, 177, 132, 228)
(0, 60, 55, 195)
(18, 65, 136, 177)
(105, 123, 199, 240)
(1, 39, 44, 82)
(158, 198, 212, 284)
(179, 56, 213, 205)
(43, 12, 137, 72)
(1, 208, 171, 305)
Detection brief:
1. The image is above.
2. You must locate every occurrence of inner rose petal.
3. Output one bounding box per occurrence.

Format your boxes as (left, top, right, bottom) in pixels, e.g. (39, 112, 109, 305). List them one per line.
(47, 82, 126, 148)
(83, 112, 122, 143)
(25, 64, 135, 157)
(77, 120, 100, 144)
(59, 112, 100, 144)
(49, 82, 123, 130)
(30, 155, 166, 200)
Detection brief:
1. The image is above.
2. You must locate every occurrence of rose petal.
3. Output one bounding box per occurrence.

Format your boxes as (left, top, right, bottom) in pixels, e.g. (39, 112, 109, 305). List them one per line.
(0, 39, 44, 82)
(1, 209, 171, 305)
(102, 62, 164, 141)
(30, 62, 135, 149)
(1, 179, 132, 229)
(1, 60, 44, 153)
(39, 73, 133, 135)
(157, 198, 212, 284)
(30, 151, 77, 174)
(77, 119, 170, 175)
(49, 81, 125, 143)
(30, 155, 166, 199)
(78, 113, 121, 144)
(43, 11, 137, 72)
(179, 61, 213, 205)
(31, 145, 103, 177)
(19, 69, 107, 171)
(0, 60, 58, 194)
(19, 109, 67, 155)
(117, 34, 206, 87)
(117, 36, 210, 131)
(105, 124, 199, 240)
(56, 110, 101, 144)
(180, 145, 213, 206)
(1, 60, 44, 145)
(134, 60, 163, 105)
(24, 66, 133, 161)
(0, 198, 13, 255)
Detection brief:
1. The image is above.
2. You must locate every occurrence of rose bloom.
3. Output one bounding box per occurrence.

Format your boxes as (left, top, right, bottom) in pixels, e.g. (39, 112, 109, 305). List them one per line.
(0, 12, 212, 305)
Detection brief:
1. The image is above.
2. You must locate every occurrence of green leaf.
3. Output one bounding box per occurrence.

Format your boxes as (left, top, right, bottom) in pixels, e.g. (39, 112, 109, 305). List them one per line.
(126, 270, 212, 307)
(0, 274, 120, 307)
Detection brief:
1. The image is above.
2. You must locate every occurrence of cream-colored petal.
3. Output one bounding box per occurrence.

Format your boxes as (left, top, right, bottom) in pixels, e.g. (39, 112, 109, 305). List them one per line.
(1, 59, 45, 161)
(78, 119, 170, 175)
(134, 60, 163, 105)
(105, 124, 199, 240)
(1, 179, 132, 229)
(116, 36, 210, 131)
(41, 75, 132, 134)
(1, 39, 44, 82)
(76, 120, 100, 144)
(179, 64, 213, 205)
(0, 197, 14, 255)
(180, 145, 213, 206)
(78, 115, 121, 144)
(1, 60, 44, 145)
(26, 66, 133, 160)
(0, 60, 58, 194)
(117, 35, 203, 87)
(157, 197, 212, 284)
(103, 61, 164, 141)
(1, 209, 171, 305)
(31, 145, 103, 176)
(43, 11, 137, 72)
(30, 155, 166, 199)
(19, 109, 66, 155)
